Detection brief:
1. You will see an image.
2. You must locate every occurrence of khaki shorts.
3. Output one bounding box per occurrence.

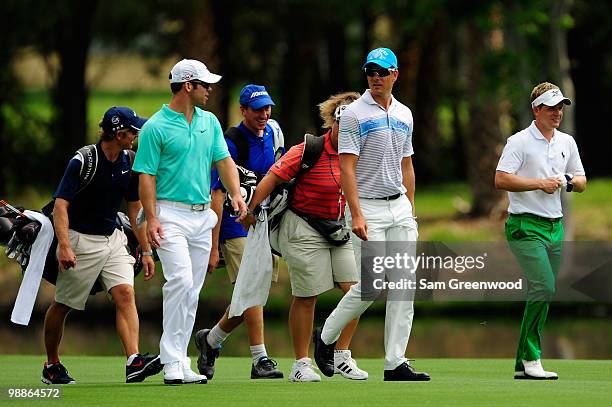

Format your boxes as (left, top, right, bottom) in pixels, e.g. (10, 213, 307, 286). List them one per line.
(55, 228, 135, 310)
(278, 210, 357, 297)
(221, 237, 284, 284)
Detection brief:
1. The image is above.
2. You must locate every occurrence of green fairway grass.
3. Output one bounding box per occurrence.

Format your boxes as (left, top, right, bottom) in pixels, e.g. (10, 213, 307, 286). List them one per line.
(0, 356, 609, 406)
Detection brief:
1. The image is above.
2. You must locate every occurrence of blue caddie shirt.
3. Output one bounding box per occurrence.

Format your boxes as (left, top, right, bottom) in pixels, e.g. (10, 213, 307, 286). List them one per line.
(211, 122, 284, 243)
(53, 143, 139, 235)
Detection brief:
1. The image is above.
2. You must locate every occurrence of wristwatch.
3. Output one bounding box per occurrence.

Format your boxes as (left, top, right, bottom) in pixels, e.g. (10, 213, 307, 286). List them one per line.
(564, 174, 574, 192)
(142, 250, 154, 256)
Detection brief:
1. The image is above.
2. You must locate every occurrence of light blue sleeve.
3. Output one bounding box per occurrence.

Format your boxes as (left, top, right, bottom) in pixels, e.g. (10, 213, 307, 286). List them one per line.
(211, 116, 230, 163)
(133, 121, 162, 175)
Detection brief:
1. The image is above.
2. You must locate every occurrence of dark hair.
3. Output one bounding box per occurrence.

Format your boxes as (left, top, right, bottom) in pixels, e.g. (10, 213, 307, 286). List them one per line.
(171, 82, 184, 94)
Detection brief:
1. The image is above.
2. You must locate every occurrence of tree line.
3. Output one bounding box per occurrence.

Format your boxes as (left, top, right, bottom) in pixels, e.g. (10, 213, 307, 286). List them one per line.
(1, 0, 610, 217)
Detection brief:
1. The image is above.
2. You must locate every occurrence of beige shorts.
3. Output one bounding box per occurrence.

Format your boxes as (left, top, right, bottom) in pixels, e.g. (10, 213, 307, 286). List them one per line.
(278, 210, 358, 297)
(55, 228, 135, 310)
(221, 237, 284, 284)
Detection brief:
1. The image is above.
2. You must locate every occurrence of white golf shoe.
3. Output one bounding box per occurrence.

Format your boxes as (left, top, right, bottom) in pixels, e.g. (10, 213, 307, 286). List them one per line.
(334, 350, 368, 380)
(289, 358, 321, 382)
(182, 362, 207, 384)
(515, 359, 558, 380)
(163, 361, 184, 385)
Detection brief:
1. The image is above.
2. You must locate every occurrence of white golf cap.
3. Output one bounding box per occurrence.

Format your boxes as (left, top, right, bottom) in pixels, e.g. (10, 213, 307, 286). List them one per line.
(531, 88, 571, 108)
(169, 59, 222, 84)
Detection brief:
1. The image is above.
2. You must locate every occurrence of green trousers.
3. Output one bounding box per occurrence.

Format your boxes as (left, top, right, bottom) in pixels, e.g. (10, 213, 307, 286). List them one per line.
(505, 213, 564, 372)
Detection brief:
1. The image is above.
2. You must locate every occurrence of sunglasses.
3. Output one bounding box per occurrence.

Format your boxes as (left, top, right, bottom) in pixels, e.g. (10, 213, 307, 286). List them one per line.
(364, 67, 396, 78)
(334, 104, 348, 122)
(190, 80, 211, 90)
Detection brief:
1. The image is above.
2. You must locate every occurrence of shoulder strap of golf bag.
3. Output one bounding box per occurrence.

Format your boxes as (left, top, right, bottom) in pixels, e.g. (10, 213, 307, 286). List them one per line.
(225, 127, 249, 167)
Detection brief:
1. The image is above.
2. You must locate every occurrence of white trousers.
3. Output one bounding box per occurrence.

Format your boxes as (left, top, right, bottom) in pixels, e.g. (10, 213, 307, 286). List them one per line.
(321, 194, 418, 370)
(156, 203, 217, 365)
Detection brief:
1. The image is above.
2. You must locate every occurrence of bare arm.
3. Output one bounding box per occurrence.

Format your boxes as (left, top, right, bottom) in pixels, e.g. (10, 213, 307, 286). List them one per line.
(127, 200, 155, 281)
(53, 198, 76, 271)
(495, 171, 562, 194)
(401, 156, 416, 215)
(570, 175, 587, 193)
(240, 172, 285, 230)
(215, 157, 247, 220)
(340, 153, 367, 240)
(139, 173, 164, 247)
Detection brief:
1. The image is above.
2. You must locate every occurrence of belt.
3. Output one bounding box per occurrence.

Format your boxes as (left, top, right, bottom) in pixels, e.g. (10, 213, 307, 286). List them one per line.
(158, 200, 210, 211)
(366, 193, 402, 201)
(511, 213, 562, 223)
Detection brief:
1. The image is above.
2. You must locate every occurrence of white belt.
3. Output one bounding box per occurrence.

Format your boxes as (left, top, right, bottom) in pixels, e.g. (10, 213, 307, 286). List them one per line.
(158, 200, 210, 211)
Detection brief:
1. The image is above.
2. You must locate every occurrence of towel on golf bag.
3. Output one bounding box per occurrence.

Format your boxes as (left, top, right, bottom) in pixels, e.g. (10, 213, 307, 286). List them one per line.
(229, 210, 273, 318)
(11, 210, 54, 325)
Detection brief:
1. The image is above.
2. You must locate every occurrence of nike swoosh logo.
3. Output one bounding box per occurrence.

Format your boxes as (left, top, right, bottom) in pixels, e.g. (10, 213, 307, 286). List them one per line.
(200, 129, 207, 133)
(122, 170, 129, 174)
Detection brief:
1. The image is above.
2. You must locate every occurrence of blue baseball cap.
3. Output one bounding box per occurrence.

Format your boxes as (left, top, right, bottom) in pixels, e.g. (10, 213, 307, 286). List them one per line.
(362, 47, 398, 69)
(102, 107, 147, 133)
(239, 84, 276, 110)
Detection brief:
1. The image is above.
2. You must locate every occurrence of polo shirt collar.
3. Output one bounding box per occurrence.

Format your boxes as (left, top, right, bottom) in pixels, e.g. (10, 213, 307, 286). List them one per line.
(161, 104, 203, 120)
(362, 89, 397, 110)
(528, 120, 557, 144)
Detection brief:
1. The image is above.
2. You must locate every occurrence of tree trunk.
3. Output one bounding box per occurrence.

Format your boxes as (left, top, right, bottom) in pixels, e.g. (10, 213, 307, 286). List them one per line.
(48, 0, 98, 184)
(464, 22, 505, 217)
(181, 0, 227, 127)
(412, 15, 444, 184)
(549, 0, 576, 241)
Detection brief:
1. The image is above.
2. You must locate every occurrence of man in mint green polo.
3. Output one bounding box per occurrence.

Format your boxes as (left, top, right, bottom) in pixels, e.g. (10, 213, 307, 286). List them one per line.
(495, 82, 586, 380)
(133, 59, 247, 385)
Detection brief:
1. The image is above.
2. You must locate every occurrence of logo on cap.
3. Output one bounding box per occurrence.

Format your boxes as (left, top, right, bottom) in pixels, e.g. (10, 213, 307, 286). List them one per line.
(250, 91, 269, 98)
(111, 116, 120, 125)
(371, 49, 389, 59)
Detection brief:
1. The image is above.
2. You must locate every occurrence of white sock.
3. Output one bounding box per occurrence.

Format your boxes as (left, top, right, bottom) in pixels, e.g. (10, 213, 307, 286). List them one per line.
(250, 344, 267, 364)
(296, 357, 311, 364)
(334, 349, 350, 365)
(126, 353, 139, 365)
(207, 324, 230, 349)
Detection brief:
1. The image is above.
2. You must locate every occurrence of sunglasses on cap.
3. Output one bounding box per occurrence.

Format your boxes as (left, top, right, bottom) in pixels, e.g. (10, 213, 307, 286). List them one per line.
(364, 67, 396, 78)
(190, 80, 211, 90)
(334, 104, 349, 122)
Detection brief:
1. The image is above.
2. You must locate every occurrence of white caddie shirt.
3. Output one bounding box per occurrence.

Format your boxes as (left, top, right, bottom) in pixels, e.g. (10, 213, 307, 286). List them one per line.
(496, 121, 585, 218)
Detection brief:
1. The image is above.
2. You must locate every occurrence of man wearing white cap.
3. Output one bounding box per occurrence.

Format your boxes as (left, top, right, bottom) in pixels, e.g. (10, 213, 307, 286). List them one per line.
(313, 48, 429, 381)
(496, 82, 587, 380)
(134, 59, 247, 385)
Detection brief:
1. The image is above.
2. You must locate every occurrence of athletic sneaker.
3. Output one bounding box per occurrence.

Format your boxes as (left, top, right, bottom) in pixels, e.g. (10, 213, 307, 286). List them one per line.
(194, 328, 220, 379)
(126, 353, 163, 383)
(313, 326, 335, 377)
(41, 362, 76, 385)
(289, 358, 321, 382)
(251, 357, 284, 379)
(334, 351, 368, 380)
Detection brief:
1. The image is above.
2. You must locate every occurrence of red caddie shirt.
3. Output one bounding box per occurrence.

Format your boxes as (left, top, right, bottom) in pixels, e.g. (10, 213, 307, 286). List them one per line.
(270, 131, 345, 220)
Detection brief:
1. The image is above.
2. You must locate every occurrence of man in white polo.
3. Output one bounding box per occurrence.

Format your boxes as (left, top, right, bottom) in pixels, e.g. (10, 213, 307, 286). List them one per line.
(313, 47, 429, 381)
(495, 82, 586, 380)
